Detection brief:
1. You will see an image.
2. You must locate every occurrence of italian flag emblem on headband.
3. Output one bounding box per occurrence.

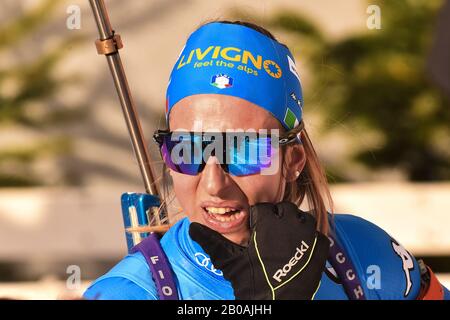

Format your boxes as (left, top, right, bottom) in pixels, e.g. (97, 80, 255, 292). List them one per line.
(284, 108, 299, 130)
(211, 74, 233, 89)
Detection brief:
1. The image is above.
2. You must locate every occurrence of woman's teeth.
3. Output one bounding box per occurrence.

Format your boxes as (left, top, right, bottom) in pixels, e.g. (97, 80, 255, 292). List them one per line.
(212, 211, 244, 222)
(205, 207, 244, 222)
(205, 207, 237, 214)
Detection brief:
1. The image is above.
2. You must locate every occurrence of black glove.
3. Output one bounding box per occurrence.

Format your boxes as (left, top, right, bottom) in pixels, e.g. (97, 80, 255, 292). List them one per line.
(189, 201, 330, 300)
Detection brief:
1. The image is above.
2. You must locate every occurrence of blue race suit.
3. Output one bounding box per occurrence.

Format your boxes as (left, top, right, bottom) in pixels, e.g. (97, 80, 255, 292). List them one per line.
(84, 214, 450, 300)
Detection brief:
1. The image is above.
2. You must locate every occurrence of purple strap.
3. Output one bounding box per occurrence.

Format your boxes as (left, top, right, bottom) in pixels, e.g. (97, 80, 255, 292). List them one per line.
(130, 233, 179, 300)
(328, 235, 366, 300)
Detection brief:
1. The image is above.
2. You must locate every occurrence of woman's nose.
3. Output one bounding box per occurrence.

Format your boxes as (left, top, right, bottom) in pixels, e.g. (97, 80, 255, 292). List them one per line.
(199, 155, 230, 197)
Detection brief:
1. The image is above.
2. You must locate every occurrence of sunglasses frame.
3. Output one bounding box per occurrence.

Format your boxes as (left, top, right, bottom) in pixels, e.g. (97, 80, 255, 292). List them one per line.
(152, 121, 304, 176)
(153, 121, 304, 147)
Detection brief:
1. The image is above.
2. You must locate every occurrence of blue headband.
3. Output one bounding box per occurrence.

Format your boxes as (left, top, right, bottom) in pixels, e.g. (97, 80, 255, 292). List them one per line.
(166, 22, 303, 130)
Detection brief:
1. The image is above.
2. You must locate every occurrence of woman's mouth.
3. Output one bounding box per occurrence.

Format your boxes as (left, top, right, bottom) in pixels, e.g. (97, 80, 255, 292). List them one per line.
(201, 205, 248, 233)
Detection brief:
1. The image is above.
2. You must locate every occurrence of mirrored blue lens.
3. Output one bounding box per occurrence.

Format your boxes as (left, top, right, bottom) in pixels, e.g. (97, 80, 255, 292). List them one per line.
(227, 136, 273, 176)
(160, 133, 275, 176)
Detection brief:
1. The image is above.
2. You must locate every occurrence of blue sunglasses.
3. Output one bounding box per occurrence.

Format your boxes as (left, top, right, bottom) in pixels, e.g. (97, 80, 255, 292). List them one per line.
(153, 123, 303, 177)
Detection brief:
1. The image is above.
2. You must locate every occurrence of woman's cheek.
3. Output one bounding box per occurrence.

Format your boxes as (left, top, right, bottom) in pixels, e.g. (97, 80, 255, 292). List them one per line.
(234, 174, 282, 204)
(171, 172, 199, 219)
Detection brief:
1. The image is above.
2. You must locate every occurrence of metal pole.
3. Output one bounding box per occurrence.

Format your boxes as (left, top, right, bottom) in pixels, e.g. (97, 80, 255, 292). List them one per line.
(88, 0, 159, 197)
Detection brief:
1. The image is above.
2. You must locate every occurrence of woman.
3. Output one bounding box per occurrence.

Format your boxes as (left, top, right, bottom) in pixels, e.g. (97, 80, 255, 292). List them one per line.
(84, 20, 449, 300)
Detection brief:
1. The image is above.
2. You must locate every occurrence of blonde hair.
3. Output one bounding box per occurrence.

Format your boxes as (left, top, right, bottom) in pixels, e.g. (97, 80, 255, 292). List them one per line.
(282, 128, 333, 235)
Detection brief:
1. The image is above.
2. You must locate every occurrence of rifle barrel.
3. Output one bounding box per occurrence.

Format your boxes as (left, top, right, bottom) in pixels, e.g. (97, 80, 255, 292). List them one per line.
(89, 0, 159, 197)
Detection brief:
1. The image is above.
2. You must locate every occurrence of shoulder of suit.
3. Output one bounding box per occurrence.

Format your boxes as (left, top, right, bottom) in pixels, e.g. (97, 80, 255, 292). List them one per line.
(331, 214, 422, 300)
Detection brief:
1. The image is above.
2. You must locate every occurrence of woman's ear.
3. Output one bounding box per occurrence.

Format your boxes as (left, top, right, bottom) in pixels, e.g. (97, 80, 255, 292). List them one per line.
(283, 143, 307, 182)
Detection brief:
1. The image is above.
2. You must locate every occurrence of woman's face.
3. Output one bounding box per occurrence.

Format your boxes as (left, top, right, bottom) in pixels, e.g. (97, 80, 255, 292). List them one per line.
(169, 94, 305, 245)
